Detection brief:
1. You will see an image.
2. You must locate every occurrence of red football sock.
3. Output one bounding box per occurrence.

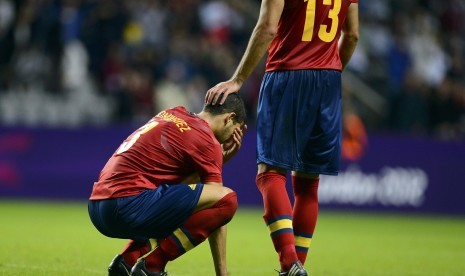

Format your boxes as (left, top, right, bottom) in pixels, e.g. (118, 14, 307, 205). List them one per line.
(144, 192, 238, 272)
(256, 172, 297, 271)
(120, 240, 150, 266)
(292, 176, 319, 264)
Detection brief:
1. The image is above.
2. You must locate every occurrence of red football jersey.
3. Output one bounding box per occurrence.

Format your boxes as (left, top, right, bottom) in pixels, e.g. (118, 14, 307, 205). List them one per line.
(266, 0, 358, 71)
(90, 107, 223, 200)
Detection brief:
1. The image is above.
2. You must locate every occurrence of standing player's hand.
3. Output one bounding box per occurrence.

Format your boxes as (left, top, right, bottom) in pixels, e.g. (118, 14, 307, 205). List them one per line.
(205, 79, 243, 105)
(222, 124, 247, 163)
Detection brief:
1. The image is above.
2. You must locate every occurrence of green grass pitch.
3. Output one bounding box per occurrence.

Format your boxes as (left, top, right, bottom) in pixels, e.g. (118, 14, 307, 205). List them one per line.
(1, 200, 465, 275)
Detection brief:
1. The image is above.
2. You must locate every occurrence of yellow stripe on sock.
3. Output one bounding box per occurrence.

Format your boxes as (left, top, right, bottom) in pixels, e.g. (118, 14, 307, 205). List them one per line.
(139, 238, 159, 260)
(295, 235, 312, 248)
(173, 228, 194, 252)
(268, 219, 293, 234)
(148, 238, 158, 250)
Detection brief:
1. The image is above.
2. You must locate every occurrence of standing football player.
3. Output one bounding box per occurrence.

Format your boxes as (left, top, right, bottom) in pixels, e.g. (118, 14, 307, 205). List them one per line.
(206, 0, 359, 275)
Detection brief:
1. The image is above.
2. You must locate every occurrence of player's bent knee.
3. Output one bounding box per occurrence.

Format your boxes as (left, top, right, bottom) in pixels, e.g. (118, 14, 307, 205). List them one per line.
(220, 186, 234, 197)
(217, 192, 238, 224)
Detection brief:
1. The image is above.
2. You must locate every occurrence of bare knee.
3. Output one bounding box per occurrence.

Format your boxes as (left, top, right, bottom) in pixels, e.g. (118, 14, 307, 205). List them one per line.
(292, 171, 319, 179)
(257, 163, 286, 174)
(219, 186, 234, 198)
(196, 185, 236, 213)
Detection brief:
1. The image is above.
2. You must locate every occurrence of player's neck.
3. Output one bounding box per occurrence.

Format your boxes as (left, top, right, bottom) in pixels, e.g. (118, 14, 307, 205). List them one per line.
(196, 112, 222, 136)
(196, 111, 212, 126)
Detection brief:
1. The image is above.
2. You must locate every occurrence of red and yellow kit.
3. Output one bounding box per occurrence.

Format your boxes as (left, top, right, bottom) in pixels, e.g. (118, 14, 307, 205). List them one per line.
(90, 107, 223, 200)
(266, 0, 359, 71)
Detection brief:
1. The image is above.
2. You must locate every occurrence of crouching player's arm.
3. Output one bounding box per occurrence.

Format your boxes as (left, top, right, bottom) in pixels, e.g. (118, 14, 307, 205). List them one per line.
(209, 225, 228, 276)
(207, 125, 245, 275)
(181, 125, 247, 184)
(183, 124, 245, 275)
(195, 182, 237, 276)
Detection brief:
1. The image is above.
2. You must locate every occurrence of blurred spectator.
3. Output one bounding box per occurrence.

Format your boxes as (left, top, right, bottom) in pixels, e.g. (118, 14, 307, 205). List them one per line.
(0, 0, 463, 140)
(391, 71, 430, 134)
(408, 8, 448, 88)
(0, 0, 14, 88)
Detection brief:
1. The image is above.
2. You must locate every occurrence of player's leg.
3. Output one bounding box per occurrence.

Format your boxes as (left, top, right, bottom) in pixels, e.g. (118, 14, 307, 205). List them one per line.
(290, 69, 342, 268)
(139, 184, 238, 273)
(88, 199, 142, 276)
(193, 184, 236, 213)
(256, 163, 298, 272)
(255, 71, 304, 272)
(89, 184, 207, 275)
(291, 171, 319, 264)
(116, 238, 158, 268)
(120, 184, 230, 266)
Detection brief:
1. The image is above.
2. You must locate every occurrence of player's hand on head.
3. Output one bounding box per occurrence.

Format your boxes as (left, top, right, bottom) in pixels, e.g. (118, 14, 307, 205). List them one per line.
(205, 80, 242, 105)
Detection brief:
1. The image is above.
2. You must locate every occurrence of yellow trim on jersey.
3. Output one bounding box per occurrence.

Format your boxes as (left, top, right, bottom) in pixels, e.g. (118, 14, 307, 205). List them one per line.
(188, 184, 197, 190)
(268, 219, 293, 234)
(295, 235, 312, 248)
(173, 228, 194, 251)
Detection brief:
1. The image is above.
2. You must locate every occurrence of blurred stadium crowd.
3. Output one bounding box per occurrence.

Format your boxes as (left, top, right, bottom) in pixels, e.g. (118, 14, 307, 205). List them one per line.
(0, 0, 464, 140)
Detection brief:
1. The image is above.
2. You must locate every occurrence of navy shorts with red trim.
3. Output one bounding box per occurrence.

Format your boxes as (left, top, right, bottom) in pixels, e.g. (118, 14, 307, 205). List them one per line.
(88, 183, 203, 241)
(256, 70, 342, 175)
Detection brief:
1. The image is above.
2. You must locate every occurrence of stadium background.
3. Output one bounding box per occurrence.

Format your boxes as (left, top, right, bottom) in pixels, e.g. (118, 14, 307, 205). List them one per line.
(1, 0, 464, 214)
(1, 0, 465, 275)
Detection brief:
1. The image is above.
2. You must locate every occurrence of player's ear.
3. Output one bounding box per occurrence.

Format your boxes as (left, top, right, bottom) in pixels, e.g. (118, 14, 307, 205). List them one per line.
(227, 112, 236, 125)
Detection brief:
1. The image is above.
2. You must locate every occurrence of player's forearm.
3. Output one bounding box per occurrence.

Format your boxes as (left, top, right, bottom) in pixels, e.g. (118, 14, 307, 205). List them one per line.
(230, 0, 283, 84)
(208, 225, 228, 276)
(339, 3, 359, 70)
(231, 26, 275, 84)
(339, 33, 358, 70)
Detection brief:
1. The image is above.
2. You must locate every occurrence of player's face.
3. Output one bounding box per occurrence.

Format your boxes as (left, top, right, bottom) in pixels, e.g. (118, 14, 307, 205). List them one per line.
(218, 120, 243, 144)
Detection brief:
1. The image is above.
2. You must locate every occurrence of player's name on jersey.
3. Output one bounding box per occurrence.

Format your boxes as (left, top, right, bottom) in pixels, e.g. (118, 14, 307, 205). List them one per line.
(156, 110, 192, 132)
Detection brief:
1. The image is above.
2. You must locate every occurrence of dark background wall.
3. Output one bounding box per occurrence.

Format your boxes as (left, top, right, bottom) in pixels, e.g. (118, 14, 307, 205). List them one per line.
(2, 126, 464, 216)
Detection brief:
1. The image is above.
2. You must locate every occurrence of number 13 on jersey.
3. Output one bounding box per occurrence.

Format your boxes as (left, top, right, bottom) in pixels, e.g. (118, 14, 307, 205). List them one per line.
(302, 0, 341, 42)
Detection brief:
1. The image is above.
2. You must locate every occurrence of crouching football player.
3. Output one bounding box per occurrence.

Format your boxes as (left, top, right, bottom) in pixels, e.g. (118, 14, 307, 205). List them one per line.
(88, 94, 247, 276)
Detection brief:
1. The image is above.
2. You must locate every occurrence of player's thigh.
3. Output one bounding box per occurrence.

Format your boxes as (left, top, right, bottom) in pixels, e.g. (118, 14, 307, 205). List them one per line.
(257, 162, 287, 175)
(291, 171, 319, 179)
(118, 184, 204, 239)
(195, 185, 234, 213)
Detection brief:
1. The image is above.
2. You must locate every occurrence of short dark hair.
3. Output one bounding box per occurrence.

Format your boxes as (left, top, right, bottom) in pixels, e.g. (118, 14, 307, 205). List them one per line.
(203, 93, 247, 124)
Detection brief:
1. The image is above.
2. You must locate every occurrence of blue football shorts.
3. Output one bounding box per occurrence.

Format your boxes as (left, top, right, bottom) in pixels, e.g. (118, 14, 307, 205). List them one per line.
(256, 69, 342, 175)
(88, 183, 203, 241)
